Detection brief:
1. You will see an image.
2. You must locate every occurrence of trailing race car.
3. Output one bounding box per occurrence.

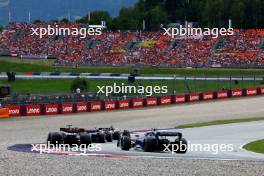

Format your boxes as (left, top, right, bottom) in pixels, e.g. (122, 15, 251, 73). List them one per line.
(47, 125, 121, 146)
(117, 129, 188, 153)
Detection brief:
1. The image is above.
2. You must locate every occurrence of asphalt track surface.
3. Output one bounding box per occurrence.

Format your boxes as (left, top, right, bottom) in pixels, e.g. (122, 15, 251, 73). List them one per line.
(1, 96, 264, 175)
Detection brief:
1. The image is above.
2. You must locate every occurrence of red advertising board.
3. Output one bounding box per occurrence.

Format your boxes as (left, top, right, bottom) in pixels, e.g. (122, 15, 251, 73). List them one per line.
(188, 94, 200, 102)
(44, 104, 59, 115)
(231, 89, 243, 97)
(216, 90, 228, 99)
(175, 95, 185, 104)
(25, 105, 41, 116)
(117, 100, 130, 109)
(76, 102, 87, 113)
(145, 97, 158, 107)
(261, 87, 264, 94)
(158, 96, 172, 105)
(130, 98, 144, 108)
(61, 103, 73, 114)
(202, 92, 214, 100)
(6, 105, 20, 116)
(88, 102, 101, 112)
(245, 88, 257, 96)
(103, 101, 116, 111)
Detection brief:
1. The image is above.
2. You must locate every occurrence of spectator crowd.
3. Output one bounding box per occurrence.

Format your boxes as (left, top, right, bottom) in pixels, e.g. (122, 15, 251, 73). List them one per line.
(0, 22, 264, 68)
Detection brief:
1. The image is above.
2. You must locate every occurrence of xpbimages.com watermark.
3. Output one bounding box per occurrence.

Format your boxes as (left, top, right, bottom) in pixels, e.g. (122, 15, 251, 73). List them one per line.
(31, 142, 102, 154)
(163, 25, 234, 39)
(31, 24, 105, 38)
(97, 83, 168, 97)
(163, 141, 234, 154)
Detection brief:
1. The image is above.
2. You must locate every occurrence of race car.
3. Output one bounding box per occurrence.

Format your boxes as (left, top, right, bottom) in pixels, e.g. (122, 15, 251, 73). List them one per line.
(47, 125, 121, 146)
(117, 129, 188, 153)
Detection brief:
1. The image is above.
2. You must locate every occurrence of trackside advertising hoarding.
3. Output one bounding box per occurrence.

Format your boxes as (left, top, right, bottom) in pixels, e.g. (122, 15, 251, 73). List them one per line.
(44, 104, 59, 115)
(216, 90, 228, 99)
(158, 96, 172, 105)
(76, 102, 87, 113)
(245, 88, 257, 96)
(261, 87, 264, 94)
(230, 89, 243, 97)
(102, 101, 116, 110)
(25, 105, 41, 116)
(144, 97, 158, 107)
(6, 105, 20, 116)
(186, 93, 200, 102)
(201, 92, 214, 100)
(88, 102, 101, 112)
(61, 103, 74, 114)
(117, 100, 130, 109)
(130, 98, 144, 108)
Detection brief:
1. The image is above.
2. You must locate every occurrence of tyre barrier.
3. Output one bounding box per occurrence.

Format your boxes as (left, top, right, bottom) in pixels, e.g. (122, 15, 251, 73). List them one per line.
(2, 87, 264, 117)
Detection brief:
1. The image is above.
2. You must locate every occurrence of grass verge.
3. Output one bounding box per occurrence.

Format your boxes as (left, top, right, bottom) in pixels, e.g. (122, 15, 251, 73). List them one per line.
(176, 117, 264, 129)
(243, 140, 264, 154)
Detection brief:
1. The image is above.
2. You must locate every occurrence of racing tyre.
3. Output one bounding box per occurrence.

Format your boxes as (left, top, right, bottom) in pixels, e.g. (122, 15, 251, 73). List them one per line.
(98, 133, 106, 143)
(47, 132, 63, 145)
(120, 136, 131, 151)
(174, 138, 188, 154)
(122, 130, 130, 137)
(80, 133, 92, 147)
(105, 132, 113, 142)
(143, 136, 157, 152)
(113, 131, 121, 140)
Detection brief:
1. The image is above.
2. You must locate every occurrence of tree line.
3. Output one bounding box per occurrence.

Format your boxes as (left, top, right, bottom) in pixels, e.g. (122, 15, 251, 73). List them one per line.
(35, 0, 264, 30)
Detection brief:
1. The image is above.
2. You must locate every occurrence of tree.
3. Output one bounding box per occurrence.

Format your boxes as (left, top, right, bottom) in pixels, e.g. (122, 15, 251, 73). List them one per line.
(0, 25, 3, 32)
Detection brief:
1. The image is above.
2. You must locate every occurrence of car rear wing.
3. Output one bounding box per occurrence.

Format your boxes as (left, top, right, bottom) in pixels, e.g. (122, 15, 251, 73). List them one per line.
(156, 131, 182, 138)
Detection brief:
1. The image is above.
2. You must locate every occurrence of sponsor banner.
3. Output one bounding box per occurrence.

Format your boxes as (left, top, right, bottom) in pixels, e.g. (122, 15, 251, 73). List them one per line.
(88, 102, 101, 112)
(175, 95, 186, 104)
(187, 94, 200, 102)
(216, 91, 228, 99)
(130, 98, 144, 108)
(61, 104, 73, 114)
(76, 102, 87, 113)
(6, 105, 20, 116)
(158, 96, 172, 105)
(44, 104, 59, 115)
(202, 92, 214, 100)
(261, 87, 264, 94)
(25, 105, 41, 116)
(117, 100, 130, 109)
(245, 88, 257, 96)
(231, 89, 243, 97)
(103, 101, 116, 111)
(145, 97, 157, 107)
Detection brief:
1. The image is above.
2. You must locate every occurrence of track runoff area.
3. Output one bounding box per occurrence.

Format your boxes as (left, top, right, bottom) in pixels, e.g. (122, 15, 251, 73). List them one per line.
(5, 94, 264, 161)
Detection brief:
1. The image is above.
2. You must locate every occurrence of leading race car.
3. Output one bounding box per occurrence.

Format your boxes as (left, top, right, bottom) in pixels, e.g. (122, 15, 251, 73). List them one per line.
(117, 129, 188, 153)
(47, 125, 121, 146)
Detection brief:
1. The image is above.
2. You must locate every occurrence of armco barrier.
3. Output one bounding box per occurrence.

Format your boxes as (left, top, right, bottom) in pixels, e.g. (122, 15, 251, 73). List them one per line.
(130, 98, 144, 108)
(88, 102, 101, 112)
(144, 97, 158, 107)
(3, 87, 264, 117)
(60, 103, 74, 114)
(43, 104, 59, 115)
(215, 90, 228, 99)
(116, 100, 130, 109)
(158, 96, 172, 105)
(75, 102, 87, 113)
(6, 105, 20, 116)
(25, 104, 41, 116)
(244, 88, 257, 96)
(102, 100, 116, 111)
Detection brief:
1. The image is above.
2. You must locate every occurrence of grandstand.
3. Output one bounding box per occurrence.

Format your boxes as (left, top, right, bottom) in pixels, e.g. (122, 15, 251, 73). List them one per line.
(0, 22, 264, 68)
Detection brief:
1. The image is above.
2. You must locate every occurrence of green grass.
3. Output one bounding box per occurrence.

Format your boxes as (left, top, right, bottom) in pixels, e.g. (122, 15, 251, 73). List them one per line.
(1, 57, 264, 76)
(243, 140, 264, 154)
(176, 117, 264, 128)
(0, 78, 262, 95)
